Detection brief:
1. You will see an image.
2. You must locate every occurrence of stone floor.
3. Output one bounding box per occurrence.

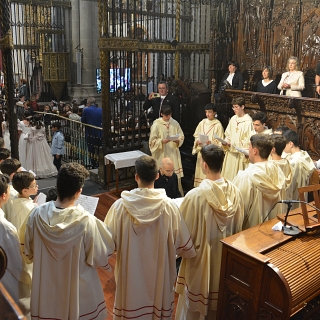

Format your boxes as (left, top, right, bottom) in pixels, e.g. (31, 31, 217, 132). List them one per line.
(36, 169, 106, 198)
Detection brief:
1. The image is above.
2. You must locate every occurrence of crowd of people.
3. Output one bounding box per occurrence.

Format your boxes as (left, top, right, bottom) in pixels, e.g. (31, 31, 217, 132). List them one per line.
(0, 72, 318, 320)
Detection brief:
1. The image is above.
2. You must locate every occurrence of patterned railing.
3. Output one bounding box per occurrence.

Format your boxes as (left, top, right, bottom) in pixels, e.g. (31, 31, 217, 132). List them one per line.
(36, 112, 103, 169)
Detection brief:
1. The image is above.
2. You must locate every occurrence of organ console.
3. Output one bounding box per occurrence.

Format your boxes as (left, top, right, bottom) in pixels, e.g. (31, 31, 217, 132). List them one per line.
(217, 209, 320, 319)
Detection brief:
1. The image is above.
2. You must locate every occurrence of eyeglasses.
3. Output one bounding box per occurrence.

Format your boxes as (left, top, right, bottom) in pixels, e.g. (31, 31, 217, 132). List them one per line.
(27, 184, 38, 189)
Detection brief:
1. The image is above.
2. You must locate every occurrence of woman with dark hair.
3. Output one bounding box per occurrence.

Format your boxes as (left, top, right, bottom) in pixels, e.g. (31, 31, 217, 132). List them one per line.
(219, 61, 244, 91)
(256, 66, 278, 94)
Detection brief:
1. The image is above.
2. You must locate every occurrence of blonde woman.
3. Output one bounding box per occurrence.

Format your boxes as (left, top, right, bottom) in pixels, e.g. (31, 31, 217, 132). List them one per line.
(277, 56, 305, 97)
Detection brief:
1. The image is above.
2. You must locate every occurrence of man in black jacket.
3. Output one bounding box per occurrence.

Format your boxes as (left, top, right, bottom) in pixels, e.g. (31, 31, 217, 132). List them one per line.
(143, 81, 180, 123)
(154, 157, 182, 199)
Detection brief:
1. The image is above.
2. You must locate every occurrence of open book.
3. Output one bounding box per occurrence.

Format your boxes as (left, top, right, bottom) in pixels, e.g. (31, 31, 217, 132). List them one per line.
(75, 194, 99, 215)
(166, 134, 180, 141)
(35, 193, 99, 215)
(199, 133, 209, 145)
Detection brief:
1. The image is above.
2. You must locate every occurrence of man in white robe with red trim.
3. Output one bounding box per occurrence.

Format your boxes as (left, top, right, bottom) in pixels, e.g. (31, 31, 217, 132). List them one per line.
(149, 104, 184, 195)
(192, 103, 224, 187)
(105, 155, 196, 320)
(233, 134, 285, 229)
(175, 144, 244, 320)
(221, 97, 253, 181)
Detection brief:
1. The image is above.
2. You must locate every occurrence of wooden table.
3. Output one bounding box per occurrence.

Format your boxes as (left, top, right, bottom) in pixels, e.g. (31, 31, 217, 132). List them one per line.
(104, 150, 147, 194)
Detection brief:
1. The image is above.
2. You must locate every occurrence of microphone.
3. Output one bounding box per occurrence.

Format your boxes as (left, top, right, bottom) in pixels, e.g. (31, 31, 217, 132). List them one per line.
(280, 200, 320, 235)
(262, 200, 320, 236)
(278, 200, 302, 204)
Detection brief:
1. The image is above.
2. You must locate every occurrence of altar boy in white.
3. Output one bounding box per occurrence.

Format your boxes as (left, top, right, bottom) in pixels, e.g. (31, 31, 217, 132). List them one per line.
(192, 103, 224, 187)
(105, 155, 195, 320)
(149, 104, 185, 195)
(175, 144, 244, 320)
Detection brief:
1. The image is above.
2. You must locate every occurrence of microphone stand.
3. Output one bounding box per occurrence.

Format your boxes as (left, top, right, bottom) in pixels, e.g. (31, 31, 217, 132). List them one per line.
(282, 201, 300, 236)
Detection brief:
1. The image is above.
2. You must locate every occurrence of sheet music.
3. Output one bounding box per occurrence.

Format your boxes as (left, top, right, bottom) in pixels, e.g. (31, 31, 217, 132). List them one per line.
(213, 133, 229, 145)
(166, 134, 180, 141)
(75, 194, 99, 215)
(233, 145, 249, 156)
(172, 197, 184, 208)
(35, 192, 47, 205)
(199, 133, 209, 145)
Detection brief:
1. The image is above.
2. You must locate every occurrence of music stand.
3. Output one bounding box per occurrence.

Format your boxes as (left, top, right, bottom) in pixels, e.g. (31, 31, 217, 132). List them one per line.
(298, 183, 320, 229)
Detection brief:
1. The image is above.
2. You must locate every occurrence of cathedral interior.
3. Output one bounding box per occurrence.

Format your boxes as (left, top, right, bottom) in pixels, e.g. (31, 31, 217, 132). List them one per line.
(2, 1, 320, 319)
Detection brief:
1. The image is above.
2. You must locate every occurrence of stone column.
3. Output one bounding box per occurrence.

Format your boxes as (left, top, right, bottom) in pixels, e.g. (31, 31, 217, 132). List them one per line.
(67, 0, 100, 102)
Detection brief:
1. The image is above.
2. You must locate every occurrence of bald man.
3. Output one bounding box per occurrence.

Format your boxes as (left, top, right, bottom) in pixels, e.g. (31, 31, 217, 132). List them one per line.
(154, 157, 182, 198)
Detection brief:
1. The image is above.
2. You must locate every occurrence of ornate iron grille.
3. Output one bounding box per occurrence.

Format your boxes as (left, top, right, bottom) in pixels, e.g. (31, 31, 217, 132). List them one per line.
(98, 0, 212, 149)
(9, 0, 70, 101)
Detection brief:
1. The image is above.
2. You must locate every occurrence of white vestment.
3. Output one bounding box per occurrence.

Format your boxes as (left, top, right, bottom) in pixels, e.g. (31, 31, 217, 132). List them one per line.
(249, 127, 273, 137)
(270, 158, 295, 213)
(9, 197, 37, 231)
(288, 150, 315, 208)
(2, 185, 19, 221)
(104, 188, 196, 320)
(175, 179, 244, 319)
(221, 113, 253, 181)
(233, 161, 285, 229)
(0, 209, 31, 318)
(149, 117, 184, 178)
(192, 118, 224, 187)
(23, 202, 115, 320)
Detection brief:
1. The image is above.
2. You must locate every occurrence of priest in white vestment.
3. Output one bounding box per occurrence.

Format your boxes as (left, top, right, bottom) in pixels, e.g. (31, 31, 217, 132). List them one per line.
(105, 155, 196, 320)
(175, 144, 244, 320)
(192, 103, 224, 187)
(149, 104, 184, 195)
(233, 134, 285, 230)
(221, 97, 253, 181)
(22, 163, 115, 320)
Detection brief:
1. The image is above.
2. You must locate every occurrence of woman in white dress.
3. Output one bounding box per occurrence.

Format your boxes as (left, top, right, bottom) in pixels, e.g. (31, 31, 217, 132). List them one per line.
(18, 111, 32, 169)
(25, 115, 57, 178)
(2, 113, 10, 151)
(277, 56, 305, 97)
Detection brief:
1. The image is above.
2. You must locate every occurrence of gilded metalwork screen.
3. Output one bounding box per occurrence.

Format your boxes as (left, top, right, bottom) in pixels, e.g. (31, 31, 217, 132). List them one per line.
(98, 0, 212, 149)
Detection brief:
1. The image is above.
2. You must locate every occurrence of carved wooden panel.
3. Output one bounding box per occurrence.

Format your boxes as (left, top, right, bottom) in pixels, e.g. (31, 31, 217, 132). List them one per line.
(211, 0, 320, 97)
(223, 90, 320, 159)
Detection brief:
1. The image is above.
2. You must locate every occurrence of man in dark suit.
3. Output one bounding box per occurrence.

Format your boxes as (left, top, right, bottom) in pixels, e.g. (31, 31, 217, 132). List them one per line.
(143, 81, 180, 123)
(81, 97, 102, 168)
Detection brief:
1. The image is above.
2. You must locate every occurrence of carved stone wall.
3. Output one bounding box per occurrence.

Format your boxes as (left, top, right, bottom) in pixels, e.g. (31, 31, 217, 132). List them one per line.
(211, 0, 320, 97)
